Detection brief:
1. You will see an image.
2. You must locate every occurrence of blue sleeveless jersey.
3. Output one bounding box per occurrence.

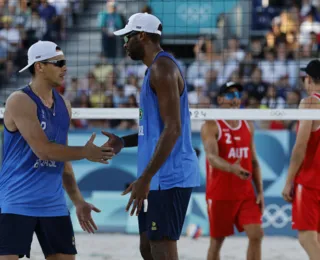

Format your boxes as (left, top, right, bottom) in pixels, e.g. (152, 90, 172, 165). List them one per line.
(0, 85, 69, 216)
(137, 51, 200, 190)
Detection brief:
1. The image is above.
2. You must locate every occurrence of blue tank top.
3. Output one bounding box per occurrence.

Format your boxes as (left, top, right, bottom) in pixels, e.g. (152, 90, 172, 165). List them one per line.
(0, 85, 70, 216)
(137, 51, 200, 190)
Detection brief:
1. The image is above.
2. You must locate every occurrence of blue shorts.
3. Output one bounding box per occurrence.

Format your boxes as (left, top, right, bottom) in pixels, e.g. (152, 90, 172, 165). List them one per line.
(0, 211, 77, 259)
(138, 187, 193, 241)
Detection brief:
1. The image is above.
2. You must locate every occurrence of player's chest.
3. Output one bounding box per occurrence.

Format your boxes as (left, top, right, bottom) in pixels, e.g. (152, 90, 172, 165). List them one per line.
(38, 108, 69, 143)
(218, 128, 251, 159)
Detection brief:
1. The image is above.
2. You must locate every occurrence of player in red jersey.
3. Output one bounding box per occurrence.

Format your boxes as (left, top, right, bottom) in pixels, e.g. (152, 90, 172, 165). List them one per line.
(201, 82, 264, 260)
(282, 59, 320, 260)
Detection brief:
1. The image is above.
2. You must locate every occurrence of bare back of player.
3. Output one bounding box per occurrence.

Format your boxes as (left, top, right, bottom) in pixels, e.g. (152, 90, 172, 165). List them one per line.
(282, 60, 320, 260)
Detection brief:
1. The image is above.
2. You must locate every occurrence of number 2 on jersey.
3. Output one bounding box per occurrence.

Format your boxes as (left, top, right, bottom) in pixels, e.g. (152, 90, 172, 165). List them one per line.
(225, 133, 232, 144)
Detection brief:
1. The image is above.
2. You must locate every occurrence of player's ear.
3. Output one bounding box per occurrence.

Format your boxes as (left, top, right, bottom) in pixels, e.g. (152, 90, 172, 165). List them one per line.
(140, 32, 147, 41)
(34, 62, 44, 73)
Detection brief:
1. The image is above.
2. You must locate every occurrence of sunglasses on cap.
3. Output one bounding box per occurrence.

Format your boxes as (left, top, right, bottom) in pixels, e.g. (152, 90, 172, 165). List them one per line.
(123, 31, 140, 43)
(222, 91, 242, 100)
(41, 60, 66, 68)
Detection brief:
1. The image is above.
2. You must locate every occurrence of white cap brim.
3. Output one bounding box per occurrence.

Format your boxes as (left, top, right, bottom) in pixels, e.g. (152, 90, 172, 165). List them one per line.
(19, 63, 33, 73)
(114, 27, 132, 36)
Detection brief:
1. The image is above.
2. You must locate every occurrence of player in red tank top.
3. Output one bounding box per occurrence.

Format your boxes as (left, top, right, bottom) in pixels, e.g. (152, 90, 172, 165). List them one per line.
(201, 82, 264, 260)
(282, 60, 320, 260)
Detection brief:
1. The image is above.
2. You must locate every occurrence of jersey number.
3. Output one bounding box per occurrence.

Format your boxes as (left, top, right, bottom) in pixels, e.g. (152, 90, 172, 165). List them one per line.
(225, 133, 232, 144)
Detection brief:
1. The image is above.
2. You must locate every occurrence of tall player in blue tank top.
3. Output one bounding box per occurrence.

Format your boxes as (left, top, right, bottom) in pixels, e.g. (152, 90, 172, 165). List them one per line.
(104, 13, 200, 259)
(0, 41, 114, 260)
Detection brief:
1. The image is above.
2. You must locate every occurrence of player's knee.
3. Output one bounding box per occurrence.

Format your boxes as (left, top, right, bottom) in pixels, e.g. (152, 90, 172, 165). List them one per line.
(247, 228, 264, 243)
(210, 237, 225, 249)
(298, 231, 318, 248)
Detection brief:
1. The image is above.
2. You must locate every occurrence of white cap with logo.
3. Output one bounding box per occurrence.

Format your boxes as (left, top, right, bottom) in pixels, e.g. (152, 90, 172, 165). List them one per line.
(19, 41, 64, 73)
(114, 13, 162, 36)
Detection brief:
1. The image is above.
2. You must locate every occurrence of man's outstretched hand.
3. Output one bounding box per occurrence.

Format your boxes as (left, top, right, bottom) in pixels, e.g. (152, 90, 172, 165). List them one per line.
(101, 131, 124, 154)
(76, 201, 101, 234)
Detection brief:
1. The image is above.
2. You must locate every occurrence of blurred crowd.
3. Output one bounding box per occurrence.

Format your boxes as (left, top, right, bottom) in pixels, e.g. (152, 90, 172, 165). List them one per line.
(0, 0, 79, 85)
(60, 0, 320, 131)
(1, 0, 320, 131)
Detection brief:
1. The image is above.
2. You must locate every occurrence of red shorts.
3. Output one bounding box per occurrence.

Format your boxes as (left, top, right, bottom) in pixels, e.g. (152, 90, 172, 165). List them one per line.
(207, 198, 262, 238)
(292, 184, 320, 232)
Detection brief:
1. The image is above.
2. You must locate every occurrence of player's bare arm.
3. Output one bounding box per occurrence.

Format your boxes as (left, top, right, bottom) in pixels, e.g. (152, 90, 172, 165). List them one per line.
(63, 161, 101, 234)
(140, 57, 182, 180)
(4, 91, 114, 163)
(201, 120, 249, 180)
(122, 57, 182, 216)
(247, 121, 264, 212)
(282, 96, 318, 202)
(61, 98, 101, 234)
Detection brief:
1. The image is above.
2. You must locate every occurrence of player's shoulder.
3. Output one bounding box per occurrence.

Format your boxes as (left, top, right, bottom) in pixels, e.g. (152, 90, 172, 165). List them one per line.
(299, 95, 320, 109)
(151, 55, 178, 75)
(6, 90, 33, 108)
(201, 120, 218, 134)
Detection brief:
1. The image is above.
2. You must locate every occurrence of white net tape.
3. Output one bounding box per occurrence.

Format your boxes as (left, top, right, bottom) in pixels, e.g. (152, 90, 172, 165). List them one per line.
(0, 108, 318, 120)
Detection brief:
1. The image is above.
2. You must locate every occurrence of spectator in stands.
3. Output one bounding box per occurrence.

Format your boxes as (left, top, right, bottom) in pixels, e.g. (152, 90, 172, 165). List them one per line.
(285, 89, 301, 109)
(97, 0, 124, 58)
(243, 67, 268, 102)
(299, 10, 320, 46)
(13, 0, 31, 27)
(0, 16, 21, 54)
(261, 85, 286, 109)
(124, 73, 140, 104)
(38, 0, 57, 41)
(238, 52, 257, 84)
(48, 0, 69, 39)
(24, 10, 47, 44)
(188, 78, 211, 108)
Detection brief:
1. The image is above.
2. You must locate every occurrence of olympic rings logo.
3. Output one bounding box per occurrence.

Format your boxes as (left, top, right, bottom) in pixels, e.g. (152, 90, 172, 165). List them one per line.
(262, 204, 292, 229)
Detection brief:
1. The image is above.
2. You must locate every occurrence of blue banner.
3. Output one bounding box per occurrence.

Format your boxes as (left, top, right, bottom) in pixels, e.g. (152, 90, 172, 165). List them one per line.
(66, 130, 296, 237)
(148, 0, 239, 35)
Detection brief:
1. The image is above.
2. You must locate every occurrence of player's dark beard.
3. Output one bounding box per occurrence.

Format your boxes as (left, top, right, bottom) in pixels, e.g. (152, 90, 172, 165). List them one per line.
(128, 41, 145, 61)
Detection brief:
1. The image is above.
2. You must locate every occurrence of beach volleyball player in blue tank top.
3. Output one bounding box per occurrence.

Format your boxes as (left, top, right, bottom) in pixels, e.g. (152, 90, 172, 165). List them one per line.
(0, 41, 114, 259)
(104, 13, 200, 259)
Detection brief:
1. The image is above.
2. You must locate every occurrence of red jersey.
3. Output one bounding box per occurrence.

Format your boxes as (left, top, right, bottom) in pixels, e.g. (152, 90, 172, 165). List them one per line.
(206, 120, 255, 200)
(295, 93, 320, 190)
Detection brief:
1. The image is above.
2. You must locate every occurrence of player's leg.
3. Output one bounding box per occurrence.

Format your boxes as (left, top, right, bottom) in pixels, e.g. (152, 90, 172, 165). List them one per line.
(0, 213, 36, 260)
(138, 209, 153, 260)
(146, 187, 193, 260)
(298, 231, 320, 260)
(207, 237, 225, 260)
(237, 198, 263, 260)
(243, 224, 263, 260)
(206, 200, 235, 260)
(150, 238, 178, 260)
(35, 215, 77, 260)
(292, 185, 320, 260)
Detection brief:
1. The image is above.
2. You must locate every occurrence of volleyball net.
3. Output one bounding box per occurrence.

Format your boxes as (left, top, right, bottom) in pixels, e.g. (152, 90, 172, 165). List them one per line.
(0, 108, 318, 120)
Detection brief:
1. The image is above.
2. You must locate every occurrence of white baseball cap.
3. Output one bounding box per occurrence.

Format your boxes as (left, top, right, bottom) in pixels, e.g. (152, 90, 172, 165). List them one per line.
(114, 13, 162, 36)
(19, 41, 64, 73)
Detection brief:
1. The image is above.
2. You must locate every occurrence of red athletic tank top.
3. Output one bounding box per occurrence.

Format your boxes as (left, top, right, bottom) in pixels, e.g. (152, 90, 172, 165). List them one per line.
(206, 120, 255, 200)
(295, 93, 320, 190)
